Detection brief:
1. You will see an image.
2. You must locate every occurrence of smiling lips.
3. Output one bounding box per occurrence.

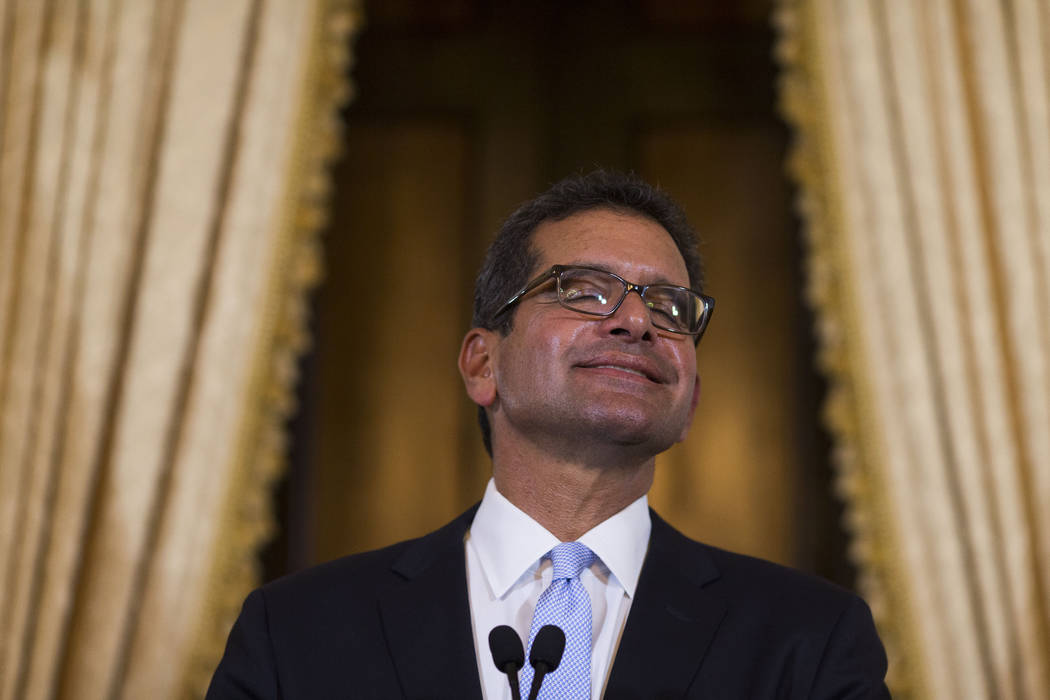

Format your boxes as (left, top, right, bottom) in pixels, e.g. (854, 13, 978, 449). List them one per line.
(574, 354, 669, 384)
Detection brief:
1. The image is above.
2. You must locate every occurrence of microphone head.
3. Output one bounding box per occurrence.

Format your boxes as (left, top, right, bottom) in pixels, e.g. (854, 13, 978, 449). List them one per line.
(488, 625, 524, 673)
(529, 625, 566, 672)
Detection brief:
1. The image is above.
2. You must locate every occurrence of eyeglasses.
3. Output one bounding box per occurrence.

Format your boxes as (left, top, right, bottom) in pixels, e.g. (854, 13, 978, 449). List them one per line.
(494, 265, 715, 338)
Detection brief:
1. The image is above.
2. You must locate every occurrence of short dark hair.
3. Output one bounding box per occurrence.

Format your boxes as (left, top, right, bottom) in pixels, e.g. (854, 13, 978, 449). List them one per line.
(471, 169, 705, 456)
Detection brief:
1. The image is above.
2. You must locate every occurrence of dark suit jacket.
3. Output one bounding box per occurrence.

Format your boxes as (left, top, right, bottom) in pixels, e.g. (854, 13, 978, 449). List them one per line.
(206, 506, 890, 699)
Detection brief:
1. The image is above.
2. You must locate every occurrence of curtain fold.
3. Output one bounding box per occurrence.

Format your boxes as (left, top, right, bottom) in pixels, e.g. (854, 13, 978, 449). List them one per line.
(0, 1, 359, 698)
(777, 0, 1050, 698)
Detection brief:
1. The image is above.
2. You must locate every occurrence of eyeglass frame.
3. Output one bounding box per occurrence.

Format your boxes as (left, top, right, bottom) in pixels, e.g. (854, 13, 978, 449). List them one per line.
(493, 264, 715, 340)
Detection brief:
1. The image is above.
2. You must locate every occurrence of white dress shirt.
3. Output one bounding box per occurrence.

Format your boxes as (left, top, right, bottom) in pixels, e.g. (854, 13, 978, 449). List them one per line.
(466, 478, 651, 699)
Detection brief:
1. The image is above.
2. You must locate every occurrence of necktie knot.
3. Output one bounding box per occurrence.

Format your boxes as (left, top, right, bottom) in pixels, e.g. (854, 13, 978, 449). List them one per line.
(548, 541, 595, 581)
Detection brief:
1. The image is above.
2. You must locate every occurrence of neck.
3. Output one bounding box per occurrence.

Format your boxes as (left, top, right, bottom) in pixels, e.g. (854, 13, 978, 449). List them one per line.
(491, 439, 654, 541)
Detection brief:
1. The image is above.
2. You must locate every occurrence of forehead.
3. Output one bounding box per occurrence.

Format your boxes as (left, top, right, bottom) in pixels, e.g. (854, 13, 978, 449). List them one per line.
(530, 208, 690, 286)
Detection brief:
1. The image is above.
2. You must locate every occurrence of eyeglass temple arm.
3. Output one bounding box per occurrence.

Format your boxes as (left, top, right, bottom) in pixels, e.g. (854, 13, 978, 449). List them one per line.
(493, 268, 560, 317)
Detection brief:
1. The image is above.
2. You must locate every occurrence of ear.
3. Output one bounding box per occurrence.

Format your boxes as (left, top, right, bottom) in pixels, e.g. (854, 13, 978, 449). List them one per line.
(458, 328, 498, 408)
(676, 374, 701, 443)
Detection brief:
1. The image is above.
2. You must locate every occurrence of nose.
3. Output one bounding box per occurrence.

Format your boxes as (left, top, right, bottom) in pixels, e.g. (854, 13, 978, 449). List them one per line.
(603, 288, 653, 342)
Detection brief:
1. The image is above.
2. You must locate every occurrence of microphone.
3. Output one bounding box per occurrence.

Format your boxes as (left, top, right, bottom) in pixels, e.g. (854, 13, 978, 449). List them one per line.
(526, 625, 566, 700)
(488, 625, 524, 700)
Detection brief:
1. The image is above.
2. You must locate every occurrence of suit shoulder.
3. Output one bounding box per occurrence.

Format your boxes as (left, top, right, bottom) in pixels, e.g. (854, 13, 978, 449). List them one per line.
(707, 543, 851, 591)
(704, 544, 859, 612)
(644, 516, 888, 697)
(263, 538, 412, 598)
(259, 504, 478, 609)
(651, 511, 860, 614)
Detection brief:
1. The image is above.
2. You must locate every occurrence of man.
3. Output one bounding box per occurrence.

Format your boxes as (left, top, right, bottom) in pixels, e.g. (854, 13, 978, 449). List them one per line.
(207, 171, 890, 698)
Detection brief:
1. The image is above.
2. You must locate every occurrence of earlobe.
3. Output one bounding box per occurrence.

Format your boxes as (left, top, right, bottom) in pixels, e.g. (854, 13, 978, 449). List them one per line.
(458, 328, 498, 407)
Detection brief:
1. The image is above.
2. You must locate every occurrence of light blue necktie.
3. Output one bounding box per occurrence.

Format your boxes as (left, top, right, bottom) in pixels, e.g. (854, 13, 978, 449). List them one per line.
(519, 542, 596, 699)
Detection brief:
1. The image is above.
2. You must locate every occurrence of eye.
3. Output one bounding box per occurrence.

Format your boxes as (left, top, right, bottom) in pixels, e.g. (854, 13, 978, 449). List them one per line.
(645, 286, 698, 332)
(564, 285, 609, 305)
(559, 270, 619, 309)
(646, 300, 678, 323)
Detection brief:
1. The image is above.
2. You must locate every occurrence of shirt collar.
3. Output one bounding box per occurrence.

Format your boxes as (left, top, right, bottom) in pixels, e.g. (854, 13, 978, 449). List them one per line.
(577, 490, 650, 598)
(468, 478, 651, 599)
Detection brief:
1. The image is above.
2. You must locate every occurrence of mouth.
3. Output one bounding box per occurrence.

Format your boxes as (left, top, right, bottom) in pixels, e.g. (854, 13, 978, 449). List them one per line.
(586, 365, 653, 380)
(574, 355, 667, 384)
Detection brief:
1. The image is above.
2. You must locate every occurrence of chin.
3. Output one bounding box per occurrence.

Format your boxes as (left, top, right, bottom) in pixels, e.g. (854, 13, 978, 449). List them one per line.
(580, 408, 683, 452)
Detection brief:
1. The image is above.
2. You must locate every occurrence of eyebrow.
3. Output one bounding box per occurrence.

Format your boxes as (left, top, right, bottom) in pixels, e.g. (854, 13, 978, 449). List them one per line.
(564, 260, 679, 287)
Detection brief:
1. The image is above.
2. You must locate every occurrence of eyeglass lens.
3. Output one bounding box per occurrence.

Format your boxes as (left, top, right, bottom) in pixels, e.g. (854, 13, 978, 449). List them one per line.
(557, 268, 700, 333)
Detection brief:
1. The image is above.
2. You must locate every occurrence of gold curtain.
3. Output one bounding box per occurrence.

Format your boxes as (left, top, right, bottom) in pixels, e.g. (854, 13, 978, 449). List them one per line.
(778, 0, 1050, 698)
(0, 1, 358, 698)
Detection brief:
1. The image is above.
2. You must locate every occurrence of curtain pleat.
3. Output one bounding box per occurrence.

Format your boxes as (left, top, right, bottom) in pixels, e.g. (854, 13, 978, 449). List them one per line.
(0, 1, 359, 698)
(20, 1, 118, 693)
(779, 0, 1050, 697)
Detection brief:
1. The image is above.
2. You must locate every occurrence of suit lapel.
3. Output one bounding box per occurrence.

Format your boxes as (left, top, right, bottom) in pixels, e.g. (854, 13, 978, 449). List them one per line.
(378, 506, 484, 700)
(604, 511, 727, 699)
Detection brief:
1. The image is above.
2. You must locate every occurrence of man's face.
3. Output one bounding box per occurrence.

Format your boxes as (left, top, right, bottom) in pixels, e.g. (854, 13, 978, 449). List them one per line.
(488, 208, 700, 459)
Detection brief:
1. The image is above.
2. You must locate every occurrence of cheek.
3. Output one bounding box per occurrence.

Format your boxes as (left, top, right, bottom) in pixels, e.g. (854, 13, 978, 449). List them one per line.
(499, 321, 574, 389)
(518, 314, 579, 358)
(519, 334, 567, 383)
(667, 344, 697, 386)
